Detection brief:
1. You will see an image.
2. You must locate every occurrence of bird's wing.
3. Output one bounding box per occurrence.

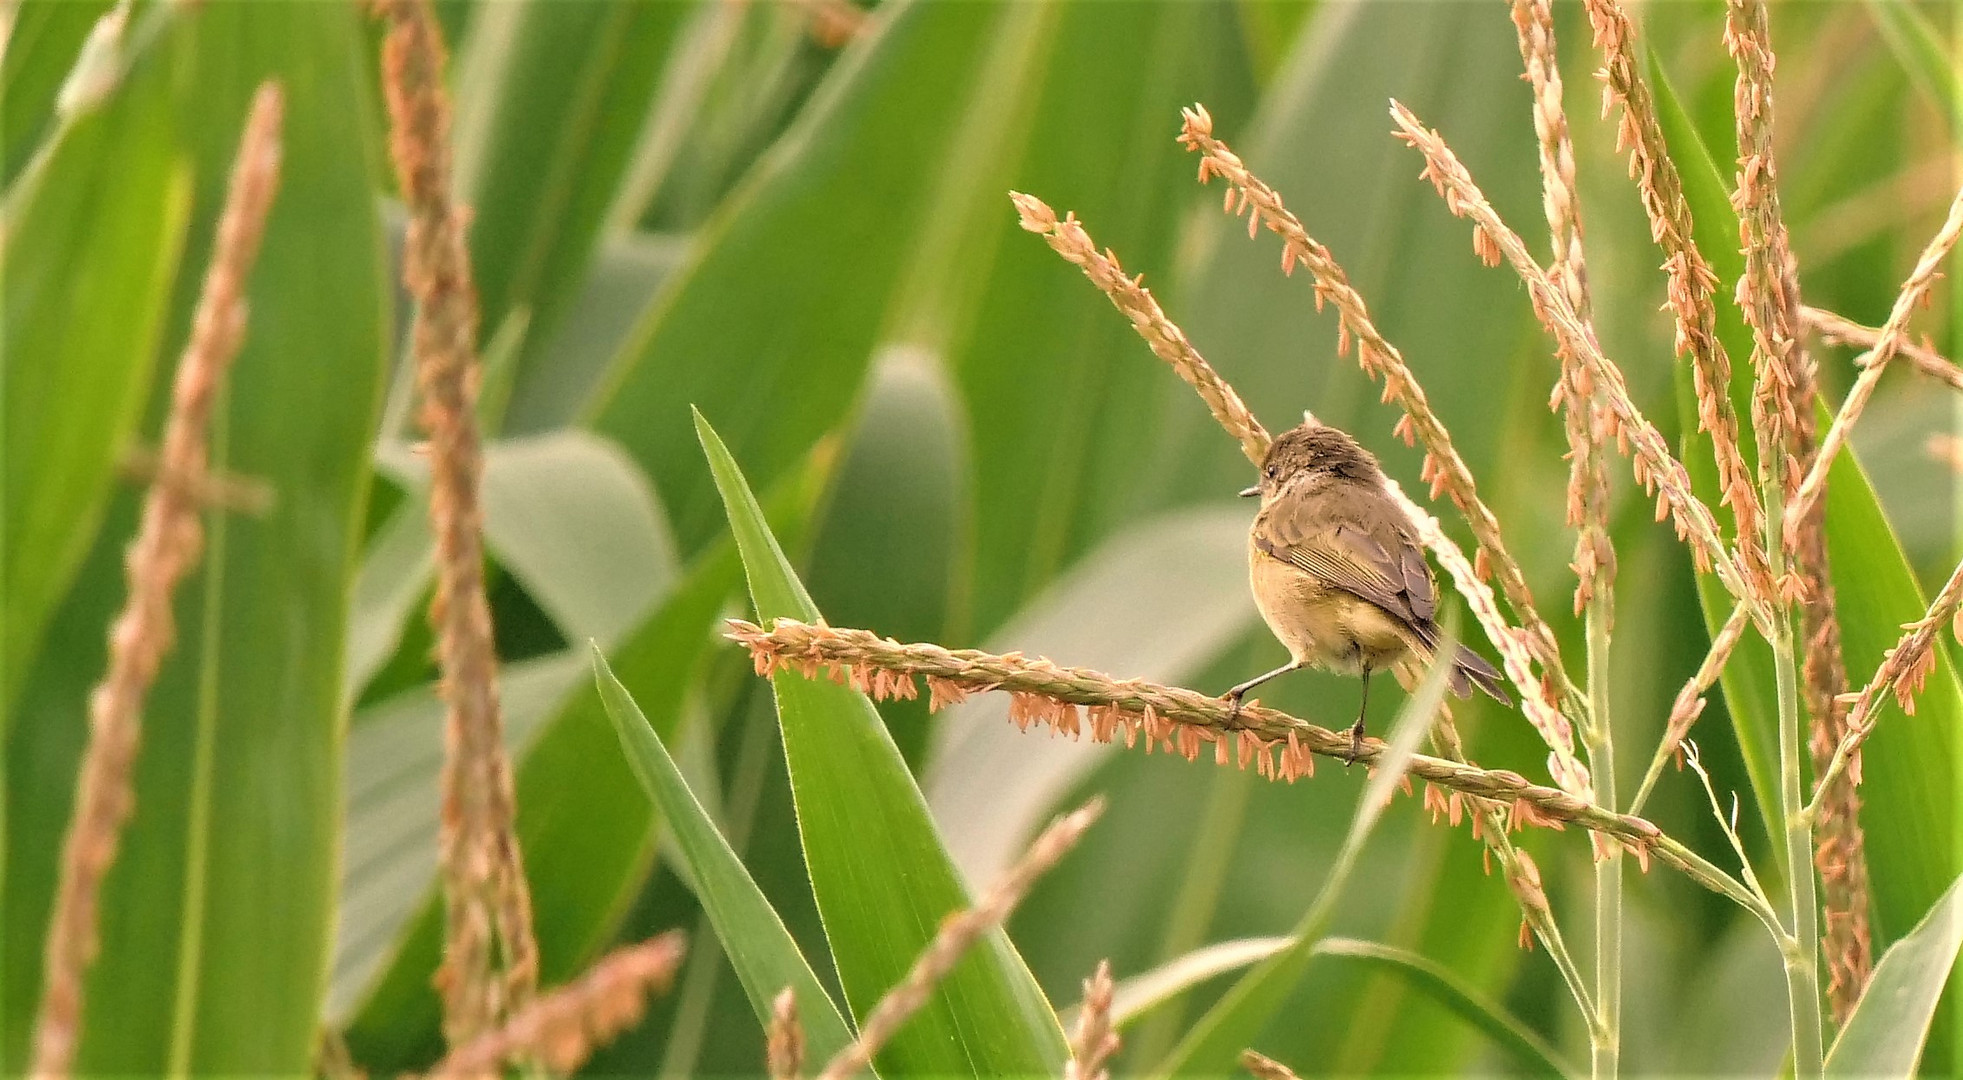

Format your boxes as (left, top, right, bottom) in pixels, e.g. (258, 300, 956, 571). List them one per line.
(1258, 510, 1432, 627)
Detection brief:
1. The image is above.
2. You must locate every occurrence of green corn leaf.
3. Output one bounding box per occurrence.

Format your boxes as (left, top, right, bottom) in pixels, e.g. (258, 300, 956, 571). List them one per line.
(1826, 870, 1963, 1078)
(697, 407, 1070, 1076)
(2, 5, 392, 1071)
(593, 646, 858, 1062)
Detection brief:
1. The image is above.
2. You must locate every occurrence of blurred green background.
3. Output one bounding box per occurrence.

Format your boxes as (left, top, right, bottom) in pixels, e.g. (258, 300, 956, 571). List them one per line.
(2, 0, 1958, 1075)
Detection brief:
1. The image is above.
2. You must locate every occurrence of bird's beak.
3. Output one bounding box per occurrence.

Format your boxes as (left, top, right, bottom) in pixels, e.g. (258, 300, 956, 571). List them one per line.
(1238, 484, 1260, 498)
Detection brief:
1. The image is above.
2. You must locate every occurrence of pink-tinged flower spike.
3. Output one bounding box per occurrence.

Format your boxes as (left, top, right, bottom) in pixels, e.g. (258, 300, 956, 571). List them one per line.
(1387, 100, 1773, 625)
(1582, 0, 1770, 603)
(1787, 185, 1963, 548)
(1805, 554, 1963, 821)
(1174, 104, 1587, 731)
(1511, 0, 1617, 622)
(31, 83, 285, 1080)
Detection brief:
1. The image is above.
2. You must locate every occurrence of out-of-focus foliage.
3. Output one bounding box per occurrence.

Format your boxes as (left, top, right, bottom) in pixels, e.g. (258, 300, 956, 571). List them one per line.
(2, 0, 1956, 1076)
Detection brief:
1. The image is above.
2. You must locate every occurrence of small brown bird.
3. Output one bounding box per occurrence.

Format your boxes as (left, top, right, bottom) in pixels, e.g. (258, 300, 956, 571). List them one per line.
(1225, 422, 1509, 762)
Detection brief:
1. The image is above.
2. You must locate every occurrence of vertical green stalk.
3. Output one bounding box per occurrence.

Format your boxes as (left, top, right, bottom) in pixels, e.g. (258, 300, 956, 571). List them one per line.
(1766, 473, 1824, 1077)
(1772, 611, 1825, 1076)
(1583, 610, 1619, 1080)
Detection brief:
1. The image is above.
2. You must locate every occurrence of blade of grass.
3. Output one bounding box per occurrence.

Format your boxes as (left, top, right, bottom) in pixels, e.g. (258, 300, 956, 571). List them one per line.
(697, 408, 1070, 1076)
(1147, 639, 1457, 1078)
(3, 5, 393, 1070)
(1863, 0, 1962, 133)
(593, 647, 857, 1063)
(1825, 870, 1963, 1077)
(1, 46, 188, 721)
(1312, 938, 1576, 1080)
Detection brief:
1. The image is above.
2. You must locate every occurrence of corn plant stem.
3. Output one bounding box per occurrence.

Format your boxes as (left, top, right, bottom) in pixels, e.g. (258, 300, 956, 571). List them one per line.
(1773, 612, 1825, 1077)
(1766, 441, 1824, 1072)
(1584, 613, 1619, 1079)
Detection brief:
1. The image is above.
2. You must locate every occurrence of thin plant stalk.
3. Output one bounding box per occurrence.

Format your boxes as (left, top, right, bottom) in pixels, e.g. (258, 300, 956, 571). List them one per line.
(1511, 1, 1621, 1065)
(725, 618, 1782, 911)
(1771, 600, 1825, 1077)
(28, 83, 285, 1080)
(1586, 616, 1620, 1080)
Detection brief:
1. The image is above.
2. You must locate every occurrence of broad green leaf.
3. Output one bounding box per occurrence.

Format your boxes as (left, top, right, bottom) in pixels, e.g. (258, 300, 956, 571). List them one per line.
(1651, 53, 1962, 962)
(698, 409, 1070, 1076)
(593, 647, 857, 1062)
(1085, 932, 1571, 1077)
(1864, 0, 1962, 134)
(1826, 871, 1963, 1078)
(1102, 936, 1293, 1027)
(590, 0, 1024, 555)
(0, 0, 114, 183)
(328, 652, 586, 1025)
(925, 506, 1254, 883)
(476, 432, 676, 645)
(939, 0, 1251, 636)
(341, 493, 433, 704)
(1234, 0, 1316, 85)
(348, 430, 674, 702)
(1, 43, 188, 719)
(339, 447, 831, 1070)
(501, 231, 686, 435)
(1, 5, 391, 1072)
(455, 0, 693, 420)
(1150, 643, 1455, 1077)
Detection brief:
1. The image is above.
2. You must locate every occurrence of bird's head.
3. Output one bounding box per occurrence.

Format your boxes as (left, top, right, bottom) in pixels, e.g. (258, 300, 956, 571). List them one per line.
(1241, 422, 1385, 500)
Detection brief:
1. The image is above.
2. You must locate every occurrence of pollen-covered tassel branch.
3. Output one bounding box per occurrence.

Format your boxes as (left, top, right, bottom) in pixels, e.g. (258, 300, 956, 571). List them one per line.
(1802, 305, 1963, 393)
(1176, 103, 1585, 731)
(1512, 0, 1617, 622)
(1788, 184, 1963, 545)
(813, 799, 1104, 1080)
(1009, 191, 1270, 467)
(376, 0, 540, 1042)
(1388, 100, 1771, 622)
(30, 83, 286, 1080)
(1583, 0, 1768, 597)
(1241, 1050, 1304, 1080)
(422, 932, 687, 1079)
(1806, 555, 1963, 818)
(723, 619, 1699, 864)
(1067, 961, 1120, 1080)
(1723, 0, 1807, 506)
(768, 988, 805, 1080)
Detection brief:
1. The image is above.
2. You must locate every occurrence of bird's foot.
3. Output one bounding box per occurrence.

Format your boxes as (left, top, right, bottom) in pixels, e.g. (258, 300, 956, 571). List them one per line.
(1221, 691, 1247, 729)
(1344, 718, 1366, 767)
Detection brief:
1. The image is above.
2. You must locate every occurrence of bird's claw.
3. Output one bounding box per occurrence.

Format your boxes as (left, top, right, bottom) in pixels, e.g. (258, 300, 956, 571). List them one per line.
(1344, 720, 1366, 767)
(1221, 692, 1247, 729)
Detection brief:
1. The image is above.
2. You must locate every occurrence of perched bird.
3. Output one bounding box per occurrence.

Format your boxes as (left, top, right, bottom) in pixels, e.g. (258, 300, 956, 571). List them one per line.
(1224, 421, 1509, 762)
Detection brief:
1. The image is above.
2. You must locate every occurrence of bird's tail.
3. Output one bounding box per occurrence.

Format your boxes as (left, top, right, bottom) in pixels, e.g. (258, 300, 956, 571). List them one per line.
(1449, 644, 1511, 705)
(1402, 625, 1512, 705)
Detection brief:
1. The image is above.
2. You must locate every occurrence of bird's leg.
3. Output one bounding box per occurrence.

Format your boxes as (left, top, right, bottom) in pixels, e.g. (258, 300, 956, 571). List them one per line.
(1346, 665, 1373, 766)
(1222, 660, 1303, 727)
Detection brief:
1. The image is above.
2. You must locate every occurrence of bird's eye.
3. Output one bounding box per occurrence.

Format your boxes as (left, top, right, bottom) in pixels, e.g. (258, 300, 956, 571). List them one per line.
(1265, 466, 1277, 480)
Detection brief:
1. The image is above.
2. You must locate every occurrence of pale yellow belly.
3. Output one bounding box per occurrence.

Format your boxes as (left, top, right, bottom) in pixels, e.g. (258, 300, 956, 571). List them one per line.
(1249, 541, 1415, 676)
